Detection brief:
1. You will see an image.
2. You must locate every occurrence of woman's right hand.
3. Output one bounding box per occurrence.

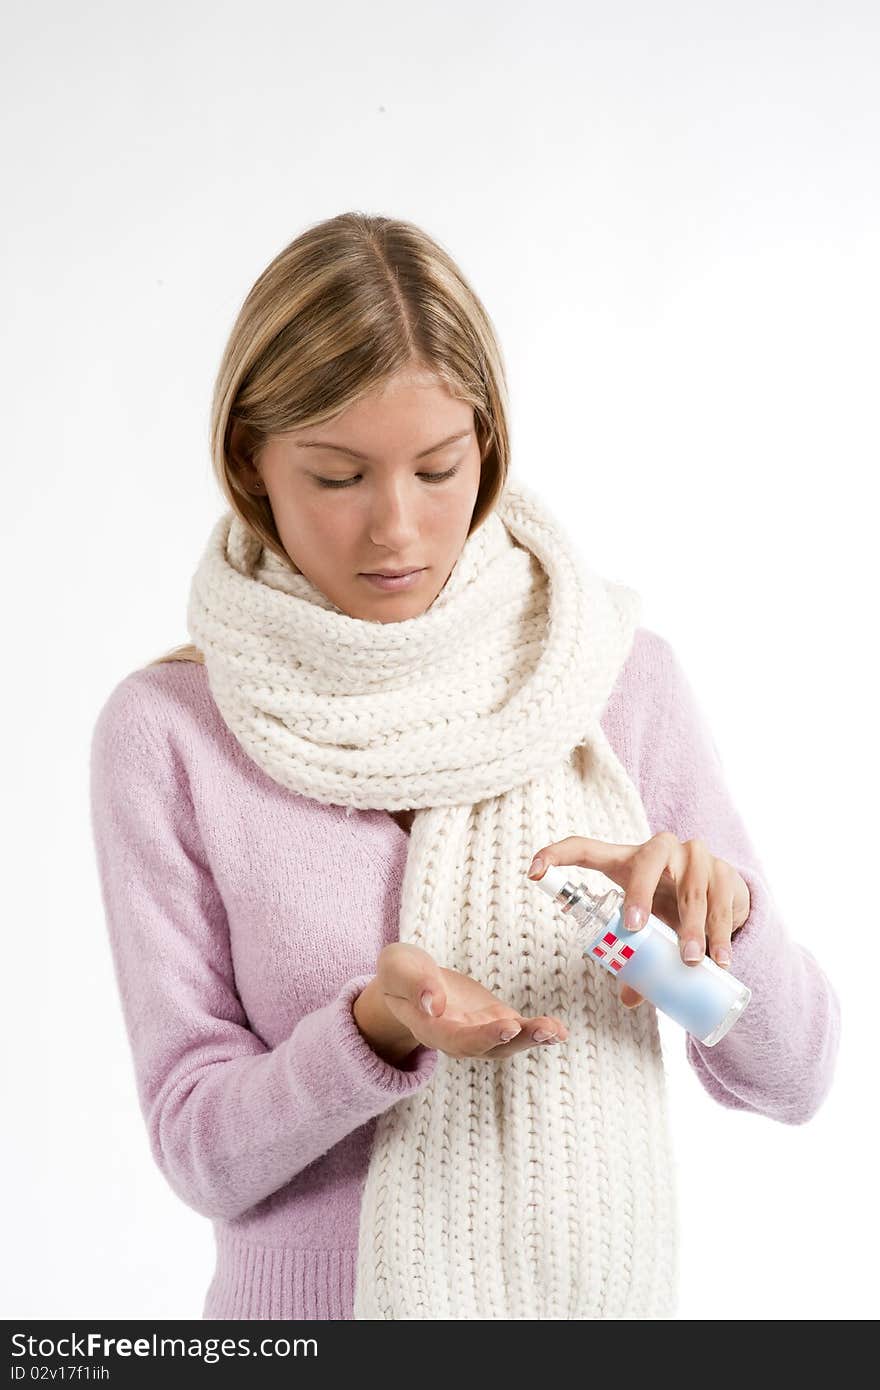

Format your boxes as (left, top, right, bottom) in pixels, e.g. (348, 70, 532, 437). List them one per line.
(361, 942, 569, 1060)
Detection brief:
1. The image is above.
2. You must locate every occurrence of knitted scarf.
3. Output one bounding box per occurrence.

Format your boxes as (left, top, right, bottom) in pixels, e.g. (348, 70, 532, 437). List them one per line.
(187, 475, 679, 1319)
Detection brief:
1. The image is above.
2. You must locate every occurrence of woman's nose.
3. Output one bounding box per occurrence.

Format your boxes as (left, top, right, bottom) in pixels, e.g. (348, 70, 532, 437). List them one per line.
(368, 487, 420, 550)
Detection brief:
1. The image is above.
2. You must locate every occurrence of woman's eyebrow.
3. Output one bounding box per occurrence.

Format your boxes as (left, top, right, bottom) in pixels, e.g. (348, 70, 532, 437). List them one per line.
(293, 429, 472, 462)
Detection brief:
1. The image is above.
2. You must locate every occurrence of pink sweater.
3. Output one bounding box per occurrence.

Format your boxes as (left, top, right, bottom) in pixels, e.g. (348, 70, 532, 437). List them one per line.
(88, 627, 840, 1321)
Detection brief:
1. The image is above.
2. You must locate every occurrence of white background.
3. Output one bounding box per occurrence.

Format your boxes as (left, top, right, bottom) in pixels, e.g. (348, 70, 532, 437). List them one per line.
(3, 0, 877, 1321)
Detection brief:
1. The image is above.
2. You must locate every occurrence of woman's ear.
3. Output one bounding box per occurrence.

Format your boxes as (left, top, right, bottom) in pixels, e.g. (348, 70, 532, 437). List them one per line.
(236, 463, 266, 497)
(228, 419, 266, 495)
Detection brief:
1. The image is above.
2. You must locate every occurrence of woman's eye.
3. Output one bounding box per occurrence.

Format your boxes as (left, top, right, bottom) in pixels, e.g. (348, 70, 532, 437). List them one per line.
(316, 463, 462, 489)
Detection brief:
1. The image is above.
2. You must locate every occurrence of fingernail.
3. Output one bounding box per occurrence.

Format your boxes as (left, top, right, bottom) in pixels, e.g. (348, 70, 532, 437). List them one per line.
(420, 990, 434, 1015)
(533, 1028, 557, 1042)
(527, 856, 544, 878)
(683, 940, 703, 962)
(499, 1025, 521, 1043)
(715, 946, 731, 967)
(624, 904, 646, 932)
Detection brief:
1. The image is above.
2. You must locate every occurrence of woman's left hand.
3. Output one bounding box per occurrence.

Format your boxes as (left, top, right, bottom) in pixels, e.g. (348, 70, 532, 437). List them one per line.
(527, 832, 751, 1009)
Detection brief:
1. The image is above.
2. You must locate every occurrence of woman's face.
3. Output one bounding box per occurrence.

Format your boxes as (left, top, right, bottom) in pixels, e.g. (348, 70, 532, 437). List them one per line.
(250, 369, 483, 622)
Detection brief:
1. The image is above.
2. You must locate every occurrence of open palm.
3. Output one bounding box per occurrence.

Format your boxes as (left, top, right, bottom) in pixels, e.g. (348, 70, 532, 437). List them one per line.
(378, 942, 568, 1058)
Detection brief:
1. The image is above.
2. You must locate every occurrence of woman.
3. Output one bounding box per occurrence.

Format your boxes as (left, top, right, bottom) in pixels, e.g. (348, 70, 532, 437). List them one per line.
(89, 212, 840, 1320)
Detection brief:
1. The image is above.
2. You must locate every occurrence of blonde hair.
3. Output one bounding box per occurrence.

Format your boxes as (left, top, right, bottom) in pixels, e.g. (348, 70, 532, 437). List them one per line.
(148, 211, 512, 668)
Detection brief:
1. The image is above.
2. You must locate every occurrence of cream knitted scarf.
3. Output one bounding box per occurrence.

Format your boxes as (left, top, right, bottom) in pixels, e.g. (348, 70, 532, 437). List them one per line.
(187, 475, 679, 1319)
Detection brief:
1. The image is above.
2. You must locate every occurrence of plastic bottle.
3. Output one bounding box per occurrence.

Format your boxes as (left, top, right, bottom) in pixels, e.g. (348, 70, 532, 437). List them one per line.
(530, 866, 751, 1045)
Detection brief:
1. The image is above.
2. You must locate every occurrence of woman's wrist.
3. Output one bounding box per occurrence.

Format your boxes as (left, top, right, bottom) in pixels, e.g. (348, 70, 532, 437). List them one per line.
(352, 978, 419, 1066)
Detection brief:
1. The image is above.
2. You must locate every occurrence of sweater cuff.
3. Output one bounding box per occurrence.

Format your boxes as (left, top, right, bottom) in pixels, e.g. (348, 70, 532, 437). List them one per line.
(331, 974, 439, 1094)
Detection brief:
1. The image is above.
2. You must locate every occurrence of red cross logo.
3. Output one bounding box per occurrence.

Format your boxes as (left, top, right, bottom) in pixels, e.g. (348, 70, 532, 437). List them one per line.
(591, 930, 635, 972)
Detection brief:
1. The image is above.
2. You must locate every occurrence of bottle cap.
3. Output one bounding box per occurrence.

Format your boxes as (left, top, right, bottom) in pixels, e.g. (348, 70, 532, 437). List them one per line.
(530, 865, 575, 900)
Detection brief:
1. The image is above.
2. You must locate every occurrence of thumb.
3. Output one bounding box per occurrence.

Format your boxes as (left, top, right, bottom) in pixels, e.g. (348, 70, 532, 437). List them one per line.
(417, 981, 446, 1018)
(381, 942, 447, 1018)
(620, 983, 645, 1009)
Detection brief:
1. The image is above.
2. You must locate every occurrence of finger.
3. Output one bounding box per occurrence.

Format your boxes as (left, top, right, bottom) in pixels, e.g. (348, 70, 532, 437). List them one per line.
(469, 1007, 571, 1048)
(620, 983, 645, 1008)
(459, 1020, 523, 1056)
(525, 1014, 569, 1044)
(452, 1016, 531, 1057)
(485, 1015, 570, 1058)
(676, 838, 712, 965)
(527, 835, 632, 882)
(621, 831, 680, 934)
(705, 861, 735, 968)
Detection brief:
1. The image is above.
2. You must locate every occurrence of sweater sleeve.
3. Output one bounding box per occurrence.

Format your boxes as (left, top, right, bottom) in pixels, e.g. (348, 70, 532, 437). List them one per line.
(88, 675, 438, 1222)
(636, 636, 841, 1126)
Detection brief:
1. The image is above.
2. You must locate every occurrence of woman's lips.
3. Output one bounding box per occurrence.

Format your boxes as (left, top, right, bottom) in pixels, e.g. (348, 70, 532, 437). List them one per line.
(359, 569, 426, 591)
